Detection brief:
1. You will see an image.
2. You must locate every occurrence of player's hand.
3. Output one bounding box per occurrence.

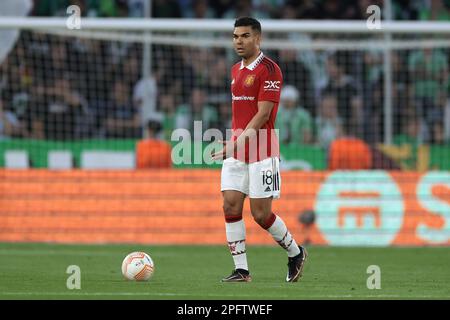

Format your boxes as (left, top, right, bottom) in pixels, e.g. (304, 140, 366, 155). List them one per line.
(211, 140, 234, 160)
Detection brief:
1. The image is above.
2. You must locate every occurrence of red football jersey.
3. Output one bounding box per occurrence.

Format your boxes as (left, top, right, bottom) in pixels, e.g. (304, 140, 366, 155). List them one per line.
(230, 52, 282, 163)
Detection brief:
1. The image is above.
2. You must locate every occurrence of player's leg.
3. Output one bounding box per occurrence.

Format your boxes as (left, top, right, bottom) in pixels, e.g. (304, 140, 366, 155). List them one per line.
(249, 196, 301, 258)
(220, 157, 251, 282)
(221, 190, 251, 282)
(249, 157, 307, 282)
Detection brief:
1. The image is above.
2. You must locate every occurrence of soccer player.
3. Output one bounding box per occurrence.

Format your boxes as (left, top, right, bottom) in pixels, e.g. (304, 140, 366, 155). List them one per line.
(211, 17, 308, 283)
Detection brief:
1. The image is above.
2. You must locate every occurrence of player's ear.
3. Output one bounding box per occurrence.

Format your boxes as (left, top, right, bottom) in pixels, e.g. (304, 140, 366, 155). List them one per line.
(255, 32, 261, 46)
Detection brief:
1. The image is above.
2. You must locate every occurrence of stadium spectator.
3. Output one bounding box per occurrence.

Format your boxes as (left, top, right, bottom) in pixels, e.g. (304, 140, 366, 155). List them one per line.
(315, 93, 343, 149)
(31, 0, 70, 16)
(418, 0, 450, 21)
(152, 0, 181, 17)
(0, 99, 24, 139)
(323, 52, 363, 138)
(51, 40, 74, 78)
(252, 0, 285, 19)
(314, 0, 356, 20)
(328, 137, 373, 170)
(408, 48, 448, 142)
(121, 50, 141, 89)
(159, 93, 177, 141)
(209, 0, 233, 18)
(363, 78, 385, 144)
(32, 0, 92, 16)
(31, 75, 88, 140)
(1, 42, 33, 134)
(94, 0, 129, 17)
(362, 51, 411, 142)
(206, 53, 230, 105)
(283, 33, 329, 111)
(103, 80, 141, 138)
(28, 0, 444, 21)
(133, 71, 161, 134)
(278, 48, 314, 114)
(392, 0, 425, 20)
(108, 39, 134, 67)
(189, 48, 211, 88)
(217, 101, 232, 137)
(27, 35, 80, 104)
(276, 85, 313, 145)
(362, 50, 383, 92)
(174, 87, 218, 140)
(391, 51, 411, 134)
(391, 116, 422, 170)
(431, 122, 450, 146)
(136, 120, 172, 168)
(184, 0, 216, 18)
(295, 0, 322, 19)
(70, 38, 111, 106)
(26, 33, 56, 87)
(222, 0, 269, 19)
(279, 1, 299, 19)
(428, 125, 450, 169)
(127, 0, 146, 17)
(155, 46, 195, 103)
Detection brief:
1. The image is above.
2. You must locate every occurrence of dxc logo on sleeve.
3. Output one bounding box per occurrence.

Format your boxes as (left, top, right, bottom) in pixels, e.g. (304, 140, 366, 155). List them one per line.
(264, 81, 281, 91)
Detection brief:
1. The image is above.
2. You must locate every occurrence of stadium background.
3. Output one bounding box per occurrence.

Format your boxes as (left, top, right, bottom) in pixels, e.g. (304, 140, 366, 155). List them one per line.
(0, 0, 449, 250)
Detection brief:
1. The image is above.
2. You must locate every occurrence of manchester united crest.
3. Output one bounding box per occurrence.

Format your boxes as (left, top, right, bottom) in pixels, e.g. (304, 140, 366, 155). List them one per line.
(244, 74, 256, 87)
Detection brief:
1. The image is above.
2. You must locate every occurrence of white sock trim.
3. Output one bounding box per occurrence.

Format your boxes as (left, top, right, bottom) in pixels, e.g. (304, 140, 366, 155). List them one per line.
(225, 220, 248, 270)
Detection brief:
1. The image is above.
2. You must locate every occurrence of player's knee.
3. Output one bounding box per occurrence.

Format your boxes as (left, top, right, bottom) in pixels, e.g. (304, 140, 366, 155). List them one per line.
(252, 211, 274, 229)
(252, 212, 266, 228)
(223, 202, 242, 218)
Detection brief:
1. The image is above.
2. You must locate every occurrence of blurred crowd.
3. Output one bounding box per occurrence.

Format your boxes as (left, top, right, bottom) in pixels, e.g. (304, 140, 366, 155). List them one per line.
(26, 0, 450, 21)
(1, 0, 449, 155)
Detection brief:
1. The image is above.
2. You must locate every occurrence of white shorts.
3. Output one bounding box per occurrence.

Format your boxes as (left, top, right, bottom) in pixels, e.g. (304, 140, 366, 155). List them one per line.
(221, 157, 281, 199)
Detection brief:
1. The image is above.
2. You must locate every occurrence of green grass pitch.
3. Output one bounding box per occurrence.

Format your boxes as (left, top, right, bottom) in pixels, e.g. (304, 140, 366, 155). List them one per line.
(0, 243, 449, 299)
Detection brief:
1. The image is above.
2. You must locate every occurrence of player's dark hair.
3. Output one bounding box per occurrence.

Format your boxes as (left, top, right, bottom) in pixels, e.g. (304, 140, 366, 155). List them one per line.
(234, 17, 261, 34)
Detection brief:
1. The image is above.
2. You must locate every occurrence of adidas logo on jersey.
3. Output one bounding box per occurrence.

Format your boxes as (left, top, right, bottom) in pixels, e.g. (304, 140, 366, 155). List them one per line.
(264, 186, 271, 192)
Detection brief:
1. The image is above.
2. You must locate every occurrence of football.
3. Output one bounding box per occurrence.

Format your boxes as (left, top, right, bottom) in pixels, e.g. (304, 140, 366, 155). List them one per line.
(121, 252, 154, 281)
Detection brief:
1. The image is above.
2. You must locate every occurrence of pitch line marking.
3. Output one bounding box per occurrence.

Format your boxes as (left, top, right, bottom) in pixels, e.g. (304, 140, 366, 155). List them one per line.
(0, 292, 440, 298)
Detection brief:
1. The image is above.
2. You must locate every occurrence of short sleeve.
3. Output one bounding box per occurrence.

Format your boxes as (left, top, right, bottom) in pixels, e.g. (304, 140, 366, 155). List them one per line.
(258, 67, 283, 103)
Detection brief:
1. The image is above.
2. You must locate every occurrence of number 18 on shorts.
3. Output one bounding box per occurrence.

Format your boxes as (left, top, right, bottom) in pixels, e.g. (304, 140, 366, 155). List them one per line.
(221, 157, 281, 199)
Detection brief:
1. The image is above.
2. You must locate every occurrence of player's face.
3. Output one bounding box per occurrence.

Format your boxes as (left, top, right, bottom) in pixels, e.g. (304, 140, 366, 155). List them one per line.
(233, 26, 261, 59)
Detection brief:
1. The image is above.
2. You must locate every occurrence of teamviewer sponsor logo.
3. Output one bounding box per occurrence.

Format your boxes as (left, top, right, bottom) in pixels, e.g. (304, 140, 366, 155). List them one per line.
(232, 94, 255, 101)
(264, 81, 280, 91)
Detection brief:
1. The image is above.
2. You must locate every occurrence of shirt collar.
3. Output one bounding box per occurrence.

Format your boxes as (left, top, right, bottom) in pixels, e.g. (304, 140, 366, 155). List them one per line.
(240, 51, 264, 71)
